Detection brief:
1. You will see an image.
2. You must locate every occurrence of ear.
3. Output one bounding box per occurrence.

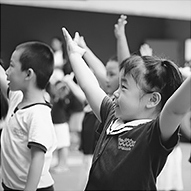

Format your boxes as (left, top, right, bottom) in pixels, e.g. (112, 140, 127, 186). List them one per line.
(25, 68, 34, 80)
(146, 92, 161, 108)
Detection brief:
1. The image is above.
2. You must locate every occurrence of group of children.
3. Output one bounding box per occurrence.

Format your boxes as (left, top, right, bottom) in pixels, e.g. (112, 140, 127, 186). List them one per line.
(0, 14, 190, 191)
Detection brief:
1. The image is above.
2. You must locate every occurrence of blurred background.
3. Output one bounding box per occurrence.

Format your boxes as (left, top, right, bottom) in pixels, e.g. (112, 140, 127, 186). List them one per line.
(0, 1, 190, 191)
(0, 0, 191, 68)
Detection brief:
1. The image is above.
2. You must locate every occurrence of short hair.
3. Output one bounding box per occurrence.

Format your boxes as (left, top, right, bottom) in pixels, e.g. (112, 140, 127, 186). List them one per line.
(108, 55, 118, 62)
(120, 54, 183, 111)
(16, 41, 54, 89)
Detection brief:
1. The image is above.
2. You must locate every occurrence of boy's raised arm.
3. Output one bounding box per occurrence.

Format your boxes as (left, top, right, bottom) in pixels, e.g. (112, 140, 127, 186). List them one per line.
(62, 28, 106, 121)
(0, 65, 9, 99)
(160, 75, 191, 141)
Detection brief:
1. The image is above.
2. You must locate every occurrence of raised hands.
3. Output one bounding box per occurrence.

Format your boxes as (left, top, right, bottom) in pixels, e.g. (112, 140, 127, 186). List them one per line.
(72, 29, 107, 91)
(114, 15, 130, 64)
(74, 32, 87, 49)
(62, 28, 86, 57)
(114, 14, 127, 39)
(140, 43, 153, 56)
(61, 27, 106, 121)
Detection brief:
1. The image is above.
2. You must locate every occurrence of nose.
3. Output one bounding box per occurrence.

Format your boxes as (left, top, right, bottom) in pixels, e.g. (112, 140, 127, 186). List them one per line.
(106, 74, 109, 83)
(5, 68, 9, 76)
(5, 67, 10, 79)
(113, 89, 119, 99)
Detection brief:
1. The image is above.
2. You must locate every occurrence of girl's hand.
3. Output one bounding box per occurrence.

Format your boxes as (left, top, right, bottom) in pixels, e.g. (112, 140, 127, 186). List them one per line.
(74, 32, 87, 49)
(62, 28, 86, 57)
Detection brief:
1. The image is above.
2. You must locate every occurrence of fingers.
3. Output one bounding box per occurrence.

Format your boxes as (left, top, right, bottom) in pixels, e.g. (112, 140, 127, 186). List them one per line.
(118, 15, 127, 25)
(120, 14, 127, 20)
(69, 72, 75, 79)
(114, 15, 127, 31)
(62, 27, 73, 42)
(74, 32, 80, 43)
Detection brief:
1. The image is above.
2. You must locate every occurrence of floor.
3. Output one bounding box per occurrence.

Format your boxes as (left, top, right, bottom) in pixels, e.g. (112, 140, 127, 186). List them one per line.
(0, 142, 190, 191)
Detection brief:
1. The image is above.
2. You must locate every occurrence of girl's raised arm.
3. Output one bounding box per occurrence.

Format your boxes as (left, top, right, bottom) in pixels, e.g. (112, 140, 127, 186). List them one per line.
(62, 28, 106, 121)
(0, 64, 8, 99)
(160, 75, 191, 141)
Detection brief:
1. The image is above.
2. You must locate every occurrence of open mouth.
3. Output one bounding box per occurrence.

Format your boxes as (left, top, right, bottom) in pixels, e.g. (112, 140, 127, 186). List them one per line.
(7, 81, 10, 87)
(113, 100, 119, 109)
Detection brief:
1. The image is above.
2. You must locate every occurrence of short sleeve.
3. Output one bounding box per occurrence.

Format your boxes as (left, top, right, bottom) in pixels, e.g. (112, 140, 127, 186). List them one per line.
(149, 116, 180, 156)
(27, 105, 56, 152)
(97, 96, 115, 134)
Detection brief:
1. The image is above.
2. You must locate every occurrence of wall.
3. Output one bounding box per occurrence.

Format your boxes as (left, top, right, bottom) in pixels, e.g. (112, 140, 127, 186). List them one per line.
(1, 4, 190, 68)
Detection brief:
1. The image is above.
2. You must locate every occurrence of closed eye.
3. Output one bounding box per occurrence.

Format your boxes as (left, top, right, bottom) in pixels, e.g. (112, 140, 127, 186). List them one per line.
(9, 61, 14, 68)
(121, 84, 127, 90)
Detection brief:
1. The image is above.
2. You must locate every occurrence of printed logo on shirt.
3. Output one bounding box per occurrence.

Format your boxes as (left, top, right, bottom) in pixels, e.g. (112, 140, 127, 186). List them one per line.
(118, 137, 136, 151)
(13, 128, 26, 139)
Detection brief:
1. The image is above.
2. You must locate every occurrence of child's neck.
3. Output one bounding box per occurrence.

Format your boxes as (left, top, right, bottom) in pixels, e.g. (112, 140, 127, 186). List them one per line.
(19, 88, 46, 108)
(122, 112, 158, 123)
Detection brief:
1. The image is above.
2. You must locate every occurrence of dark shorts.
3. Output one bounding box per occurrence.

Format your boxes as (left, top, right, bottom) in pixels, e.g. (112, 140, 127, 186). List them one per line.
(2, 182, 54, 191)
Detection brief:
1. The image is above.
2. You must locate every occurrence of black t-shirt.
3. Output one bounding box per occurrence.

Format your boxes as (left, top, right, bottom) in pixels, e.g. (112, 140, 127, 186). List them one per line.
(85, 96, 180, 190)
(51, 98, 70, 124)
(51, 91, 84, 124)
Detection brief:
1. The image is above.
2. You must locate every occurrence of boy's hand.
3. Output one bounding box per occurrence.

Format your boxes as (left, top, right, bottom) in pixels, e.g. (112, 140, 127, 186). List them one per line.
(114, 15, 127, 39)
(62, 28, 86, 56)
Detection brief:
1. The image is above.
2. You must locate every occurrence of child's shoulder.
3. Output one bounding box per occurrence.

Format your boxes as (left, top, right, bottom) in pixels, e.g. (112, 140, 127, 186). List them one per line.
(101, 95, 115, 119)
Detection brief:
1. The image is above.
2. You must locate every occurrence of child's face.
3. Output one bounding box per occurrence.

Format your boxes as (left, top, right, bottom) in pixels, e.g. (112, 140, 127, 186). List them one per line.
(51, 38, 62, 51)
(6, 49, 27, 91)
(106, 60, 119, 96)
(113, 71, 149, 122)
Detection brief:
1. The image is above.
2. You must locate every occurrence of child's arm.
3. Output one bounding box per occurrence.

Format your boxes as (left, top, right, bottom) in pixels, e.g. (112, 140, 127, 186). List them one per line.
(160, 75, 191, 141)
(24, 147, 45, 191)
(63, 72, 86, 103)
(74, 32, 107, 91)
(62, 28, 106, 121)
(0, 65, 9, 99)
(180, 111, 191, 141)
(114, 15, 130, 65)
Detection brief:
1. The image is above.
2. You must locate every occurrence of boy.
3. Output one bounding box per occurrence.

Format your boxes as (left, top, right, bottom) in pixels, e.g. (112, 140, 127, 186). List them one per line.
(0, 41, 57, 191)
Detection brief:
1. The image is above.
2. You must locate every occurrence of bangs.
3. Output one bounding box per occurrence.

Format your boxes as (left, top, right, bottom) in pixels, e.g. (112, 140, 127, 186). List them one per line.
(120, 55, 147, 90)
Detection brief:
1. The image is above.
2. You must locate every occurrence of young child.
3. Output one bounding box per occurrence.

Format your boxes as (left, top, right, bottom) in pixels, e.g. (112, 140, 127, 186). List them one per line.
(62, 28, 191, 190)
(50, 71, 86, 173)
(0, 41, 57, 191)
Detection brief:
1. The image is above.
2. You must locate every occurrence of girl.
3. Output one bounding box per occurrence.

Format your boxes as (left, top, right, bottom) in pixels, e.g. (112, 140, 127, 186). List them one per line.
(62, 28, 191, 190)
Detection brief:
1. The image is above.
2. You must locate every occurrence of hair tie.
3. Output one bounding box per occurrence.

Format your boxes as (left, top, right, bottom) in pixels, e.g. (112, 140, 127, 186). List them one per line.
(161, 60, 168, 68)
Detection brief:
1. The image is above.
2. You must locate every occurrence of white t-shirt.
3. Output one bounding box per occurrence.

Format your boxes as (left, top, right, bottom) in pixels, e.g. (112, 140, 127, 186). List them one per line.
(1, 90, 57, 189)
(54, 50, 64, 68)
